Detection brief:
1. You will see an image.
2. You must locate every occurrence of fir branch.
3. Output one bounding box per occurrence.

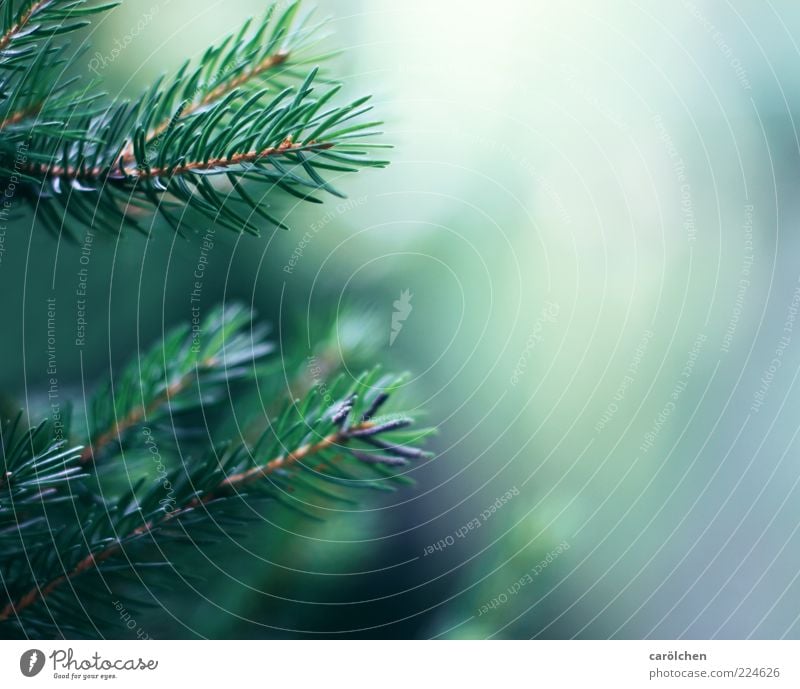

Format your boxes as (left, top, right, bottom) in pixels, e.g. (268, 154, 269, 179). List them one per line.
(0, 0, 118, 50)
(40, 136, 331, 181)
(0, 35, 105, 144)
(24, 74, 385, 235)
(0, 413, 84, 578)
(1, 3, 388, 236)
(115, 1, 319, 163)
(81, 303, 272, 464)
(217, 419, 372, 488)
(1, 0, 72, 53)
(117, 49, 290, 162)
(0, 0, 420, 640)
(0, 369, 431, 627)
(0, 0, 47, 51)
(1, 420, 374, 624)
(0, 413, 83, 513)
(188, 50, 289, 110)
(0, 0, 117, 68)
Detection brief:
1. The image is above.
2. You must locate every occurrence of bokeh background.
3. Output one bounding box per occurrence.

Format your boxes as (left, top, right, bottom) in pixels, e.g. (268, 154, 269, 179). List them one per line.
(3, 0, 800, 638)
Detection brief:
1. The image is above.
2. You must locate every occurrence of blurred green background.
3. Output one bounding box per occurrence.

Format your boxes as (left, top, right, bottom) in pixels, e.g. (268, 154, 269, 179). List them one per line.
(3, 0, 800, 638)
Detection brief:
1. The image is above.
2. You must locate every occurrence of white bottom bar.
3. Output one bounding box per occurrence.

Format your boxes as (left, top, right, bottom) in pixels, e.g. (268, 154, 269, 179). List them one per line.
(2, 640, 798, 687)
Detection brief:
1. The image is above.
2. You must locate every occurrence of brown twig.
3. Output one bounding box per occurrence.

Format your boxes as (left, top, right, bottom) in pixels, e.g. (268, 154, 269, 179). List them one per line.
(150, 51, 289, 142)
(218, 423, 367, 488)
(0, 0, 49, 52)
(0, 421, 370, 623)
(78, 355, 226, 464)
(34, 138, 331, 184)
(0, 102, 42, 131)
(116, 50, 290, 166)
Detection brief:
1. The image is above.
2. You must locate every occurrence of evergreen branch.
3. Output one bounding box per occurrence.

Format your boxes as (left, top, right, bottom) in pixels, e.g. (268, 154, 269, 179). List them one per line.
(115, 1, 319, 162)
(0, 35, 106, 143)
(0, 101, 39, 129)
(0, 413, 83, 513)
(129, 50, 289, 155)
(77, 367, 191, 464)
(40, 136, 331, 181)
(0, 0, 117, 64)
(0, 0, 53, 52)
(217, 419, 371, 489)
(81, 302, 272, 464)
(2, 421, 374, 625)
(0, 413, 84, 580)
(189, 50, 289, 111)
(0, 1, 385, 236)
(2, 3, 388, 236)
(0, 0, 418, 640)
(23, 70, 386, 235)
(0, 369, 431, 627)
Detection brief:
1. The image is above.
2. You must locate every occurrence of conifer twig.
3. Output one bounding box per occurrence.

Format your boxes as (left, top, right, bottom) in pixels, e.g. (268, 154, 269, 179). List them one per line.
(38, 138, 331, 182)
(0, 1, 387, 236)
(0, 0, 49, 51)
(78, 365, 206, 465)
(80, 303, 272, 465)
(0, 103, 42, 130)
(0, 0, 417, 639)
(1, 435, 331, 621)
(0, 416, 402, 622)
(123, 49, 291, 159)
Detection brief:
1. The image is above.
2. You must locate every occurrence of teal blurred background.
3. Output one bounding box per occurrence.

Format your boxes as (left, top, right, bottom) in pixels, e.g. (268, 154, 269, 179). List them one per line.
(3, 0, 800, 638)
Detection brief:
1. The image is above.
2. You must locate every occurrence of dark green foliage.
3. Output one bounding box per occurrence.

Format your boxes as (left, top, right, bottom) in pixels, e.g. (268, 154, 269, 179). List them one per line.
(0, 0, 425, 640)
(0, 1, 121, 145)
(83, 303, 272, 463)
(0, 414, 83, 548)
(0, 0, 388, 236)
(0, 305, 431, 637)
